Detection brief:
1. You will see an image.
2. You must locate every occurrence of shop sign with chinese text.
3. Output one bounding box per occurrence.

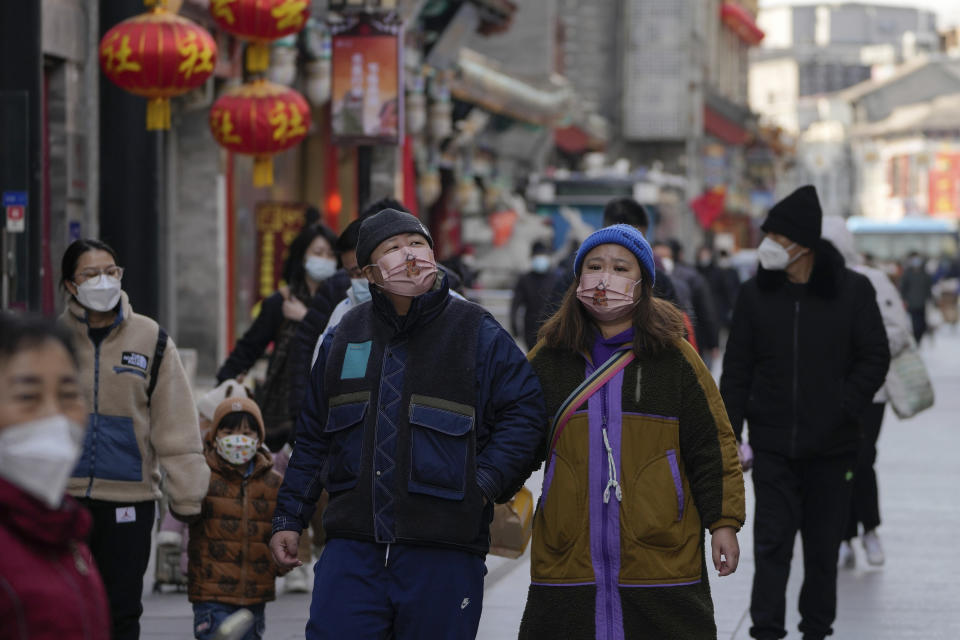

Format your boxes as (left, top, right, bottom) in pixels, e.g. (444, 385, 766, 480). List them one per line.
(254, 202, 307, 300)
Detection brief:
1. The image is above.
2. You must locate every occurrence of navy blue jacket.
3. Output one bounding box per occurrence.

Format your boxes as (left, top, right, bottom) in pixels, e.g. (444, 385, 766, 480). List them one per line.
(273, 273, 547, 554)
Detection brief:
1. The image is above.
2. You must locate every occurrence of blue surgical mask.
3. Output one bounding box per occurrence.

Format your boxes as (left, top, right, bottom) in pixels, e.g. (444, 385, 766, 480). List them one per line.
(305, 256, 337, 282)
(351, 277, 371, 303)
(531, 255, 551, 274)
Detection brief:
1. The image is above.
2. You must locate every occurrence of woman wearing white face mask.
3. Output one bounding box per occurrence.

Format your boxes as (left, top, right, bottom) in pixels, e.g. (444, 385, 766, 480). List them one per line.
(59, 239, 210, 640)
(519, 225, 745, 640)
(217, 223, 340, 457)
(0, 312, 111, 639)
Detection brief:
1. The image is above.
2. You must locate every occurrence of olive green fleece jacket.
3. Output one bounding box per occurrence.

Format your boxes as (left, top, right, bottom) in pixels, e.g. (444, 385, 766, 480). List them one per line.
(519, 338, 745, 640)
(62, 293, 209, 515)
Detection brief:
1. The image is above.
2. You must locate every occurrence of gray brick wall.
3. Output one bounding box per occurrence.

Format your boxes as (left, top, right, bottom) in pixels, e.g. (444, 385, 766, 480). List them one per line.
(173, 109, 222, 379)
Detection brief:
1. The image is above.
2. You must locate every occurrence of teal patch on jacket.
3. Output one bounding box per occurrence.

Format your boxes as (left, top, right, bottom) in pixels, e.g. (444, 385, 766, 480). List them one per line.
(341, 341, 372, 379)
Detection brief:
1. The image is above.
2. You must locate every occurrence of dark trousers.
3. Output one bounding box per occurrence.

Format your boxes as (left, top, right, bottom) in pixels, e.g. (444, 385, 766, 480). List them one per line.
(80, 499, 156, 640)
(844, 403, 885, 540)
(909, 307, 926, 344)
(749, 451, 856, 640)
(307, 538, 486, 640)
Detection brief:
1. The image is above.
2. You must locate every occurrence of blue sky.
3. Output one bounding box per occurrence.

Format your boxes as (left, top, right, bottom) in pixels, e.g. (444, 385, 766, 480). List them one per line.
(759, 0, 960, 28)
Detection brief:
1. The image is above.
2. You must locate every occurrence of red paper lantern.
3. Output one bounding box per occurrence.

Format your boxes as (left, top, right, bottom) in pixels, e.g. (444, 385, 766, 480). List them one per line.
(209, 0, 310, 72)
(100, 7, 217, 130)
(210, 79, 311, 187)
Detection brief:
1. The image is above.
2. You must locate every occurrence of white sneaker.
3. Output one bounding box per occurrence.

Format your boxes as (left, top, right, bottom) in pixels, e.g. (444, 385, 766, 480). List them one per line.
(838, 540, 856, 569)
(284, 564, 311, 593)
(862, 530, 885, 566)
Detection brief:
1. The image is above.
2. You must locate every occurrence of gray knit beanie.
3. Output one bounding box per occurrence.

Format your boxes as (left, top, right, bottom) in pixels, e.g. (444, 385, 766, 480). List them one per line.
(356, 209, 433, 267)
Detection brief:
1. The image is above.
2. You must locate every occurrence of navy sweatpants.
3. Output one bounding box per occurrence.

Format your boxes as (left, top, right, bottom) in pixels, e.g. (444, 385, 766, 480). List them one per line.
(307, 538, 487, 640)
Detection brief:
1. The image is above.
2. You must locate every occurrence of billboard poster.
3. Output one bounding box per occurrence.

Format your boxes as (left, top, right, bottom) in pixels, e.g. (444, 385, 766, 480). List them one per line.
(254, 202, 308, 301)
(331, 14, 402, 145)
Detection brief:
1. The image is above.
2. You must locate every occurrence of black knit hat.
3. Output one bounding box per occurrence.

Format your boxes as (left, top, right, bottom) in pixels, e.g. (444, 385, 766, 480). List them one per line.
(761, 185, 823, 248)
(356, 208, 433, 267)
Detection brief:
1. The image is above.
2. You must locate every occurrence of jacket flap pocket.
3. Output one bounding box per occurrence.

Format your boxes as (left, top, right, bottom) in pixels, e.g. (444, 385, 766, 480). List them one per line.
(409, 404, 473, 436)
(325, 400, 368, 433)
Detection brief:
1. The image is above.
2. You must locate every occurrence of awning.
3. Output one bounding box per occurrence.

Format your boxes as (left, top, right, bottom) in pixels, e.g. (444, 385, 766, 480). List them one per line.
(721, 1, 764, 46)
(449, 49, 572, 126)
(704, 106, 750, 145)
(555, 117, 608, 154)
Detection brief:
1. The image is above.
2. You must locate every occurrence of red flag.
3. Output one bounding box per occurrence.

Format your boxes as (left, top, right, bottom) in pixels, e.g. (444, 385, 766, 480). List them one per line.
(691, 187, 726, 229)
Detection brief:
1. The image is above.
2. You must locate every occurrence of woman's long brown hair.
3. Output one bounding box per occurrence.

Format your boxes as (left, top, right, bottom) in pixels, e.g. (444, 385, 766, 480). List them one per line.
(538, 263, 685, 357)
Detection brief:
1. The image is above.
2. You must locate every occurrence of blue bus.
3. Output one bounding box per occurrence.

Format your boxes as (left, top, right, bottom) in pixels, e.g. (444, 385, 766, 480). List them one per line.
(846, 217, 959, 262)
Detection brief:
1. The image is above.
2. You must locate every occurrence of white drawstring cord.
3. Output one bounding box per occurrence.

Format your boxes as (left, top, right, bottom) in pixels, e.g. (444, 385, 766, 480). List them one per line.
(602, 427, 623, 504)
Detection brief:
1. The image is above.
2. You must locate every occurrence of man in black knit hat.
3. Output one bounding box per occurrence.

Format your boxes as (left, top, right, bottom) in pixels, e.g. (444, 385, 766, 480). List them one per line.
(720, 186, 890, 640)
(270, 208, 546, 639)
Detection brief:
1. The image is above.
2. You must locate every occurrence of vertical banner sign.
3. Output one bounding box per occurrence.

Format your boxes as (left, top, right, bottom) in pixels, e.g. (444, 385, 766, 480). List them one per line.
(254, 202, 307, 301)
(928, 153, 960, 217)
(331, 14, 402, 145)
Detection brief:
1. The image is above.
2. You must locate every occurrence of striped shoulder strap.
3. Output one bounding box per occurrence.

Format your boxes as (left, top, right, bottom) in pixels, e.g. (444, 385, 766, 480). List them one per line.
(545, 347, 635, 459)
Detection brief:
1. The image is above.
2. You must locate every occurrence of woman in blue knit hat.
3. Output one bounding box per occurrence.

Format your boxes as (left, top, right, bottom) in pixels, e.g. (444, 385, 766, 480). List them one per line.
(519, 224, 746, 640)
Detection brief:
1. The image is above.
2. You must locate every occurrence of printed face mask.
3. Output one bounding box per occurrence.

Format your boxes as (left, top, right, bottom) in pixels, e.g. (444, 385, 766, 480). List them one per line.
(577, 272, 641, 322)
(374, 246, 438, 297)
(74, 275, 122, 312)
(0, 414, 85, 509)
(758, 237, 800, 271)
(216, 434, 259, 465)
(304, 256, 337, 282)
(350, 277, 372, 303)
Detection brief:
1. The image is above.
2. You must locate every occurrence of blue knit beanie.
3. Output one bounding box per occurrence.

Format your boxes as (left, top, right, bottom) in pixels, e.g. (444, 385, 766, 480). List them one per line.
(573, 224, 656, 284)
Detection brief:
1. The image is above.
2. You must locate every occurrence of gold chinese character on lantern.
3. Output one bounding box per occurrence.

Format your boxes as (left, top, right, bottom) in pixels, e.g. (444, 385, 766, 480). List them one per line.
(211, 109, 242, 144)
(177, 31, 215, 80)
(211, 0, 238, 24)
(101, 33, 142, 74)
(272, 0, 308, 31)
(269, 100, 306, 143)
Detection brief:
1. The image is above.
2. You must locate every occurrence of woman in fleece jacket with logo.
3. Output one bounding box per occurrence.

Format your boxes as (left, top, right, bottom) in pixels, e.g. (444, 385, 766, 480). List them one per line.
(59, 239, 209, 640)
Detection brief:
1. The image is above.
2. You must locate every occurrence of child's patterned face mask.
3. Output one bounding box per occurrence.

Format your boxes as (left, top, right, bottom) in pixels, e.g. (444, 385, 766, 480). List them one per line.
(216, 434, 259, 465)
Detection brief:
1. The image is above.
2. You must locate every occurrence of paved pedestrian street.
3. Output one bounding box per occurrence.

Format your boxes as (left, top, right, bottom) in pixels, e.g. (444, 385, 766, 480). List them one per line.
(141, 331, 960, 639)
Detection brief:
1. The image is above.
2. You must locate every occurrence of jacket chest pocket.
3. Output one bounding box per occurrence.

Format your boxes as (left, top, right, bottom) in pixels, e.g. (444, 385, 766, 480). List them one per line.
(323, 398, 368, 492)
(408, 402, 474, 500)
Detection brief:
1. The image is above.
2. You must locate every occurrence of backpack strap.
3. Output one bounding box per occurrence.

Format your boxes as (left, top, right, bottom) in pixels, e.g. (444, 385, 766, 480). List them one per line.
(147, 327, 168, 407)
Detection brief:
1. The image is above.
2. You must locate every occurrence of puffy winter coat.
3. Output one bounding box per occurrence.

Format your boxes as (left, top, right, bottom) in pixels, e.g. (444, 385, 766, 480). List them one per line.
(720, 240, 890, 458)
(0, 478, 110, 640)
(188, 426, 282, 606)
(821, 217, 913, 402)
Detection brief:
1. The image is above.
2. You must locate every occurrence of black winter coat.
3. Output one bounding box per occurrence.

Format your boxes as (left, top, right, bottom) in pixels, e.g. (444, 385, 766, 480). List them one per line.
(719, 240, 890, 458)
(288, 270, 350, 425)
(511, 270, 557, 349)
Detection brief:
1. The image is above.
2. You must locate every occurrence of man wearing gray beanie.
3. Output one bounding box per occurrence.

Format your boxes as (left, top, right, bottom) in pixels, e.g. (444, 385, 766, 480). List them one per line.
(720, 185, 890, 640)
(270, 208, 546, 639)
